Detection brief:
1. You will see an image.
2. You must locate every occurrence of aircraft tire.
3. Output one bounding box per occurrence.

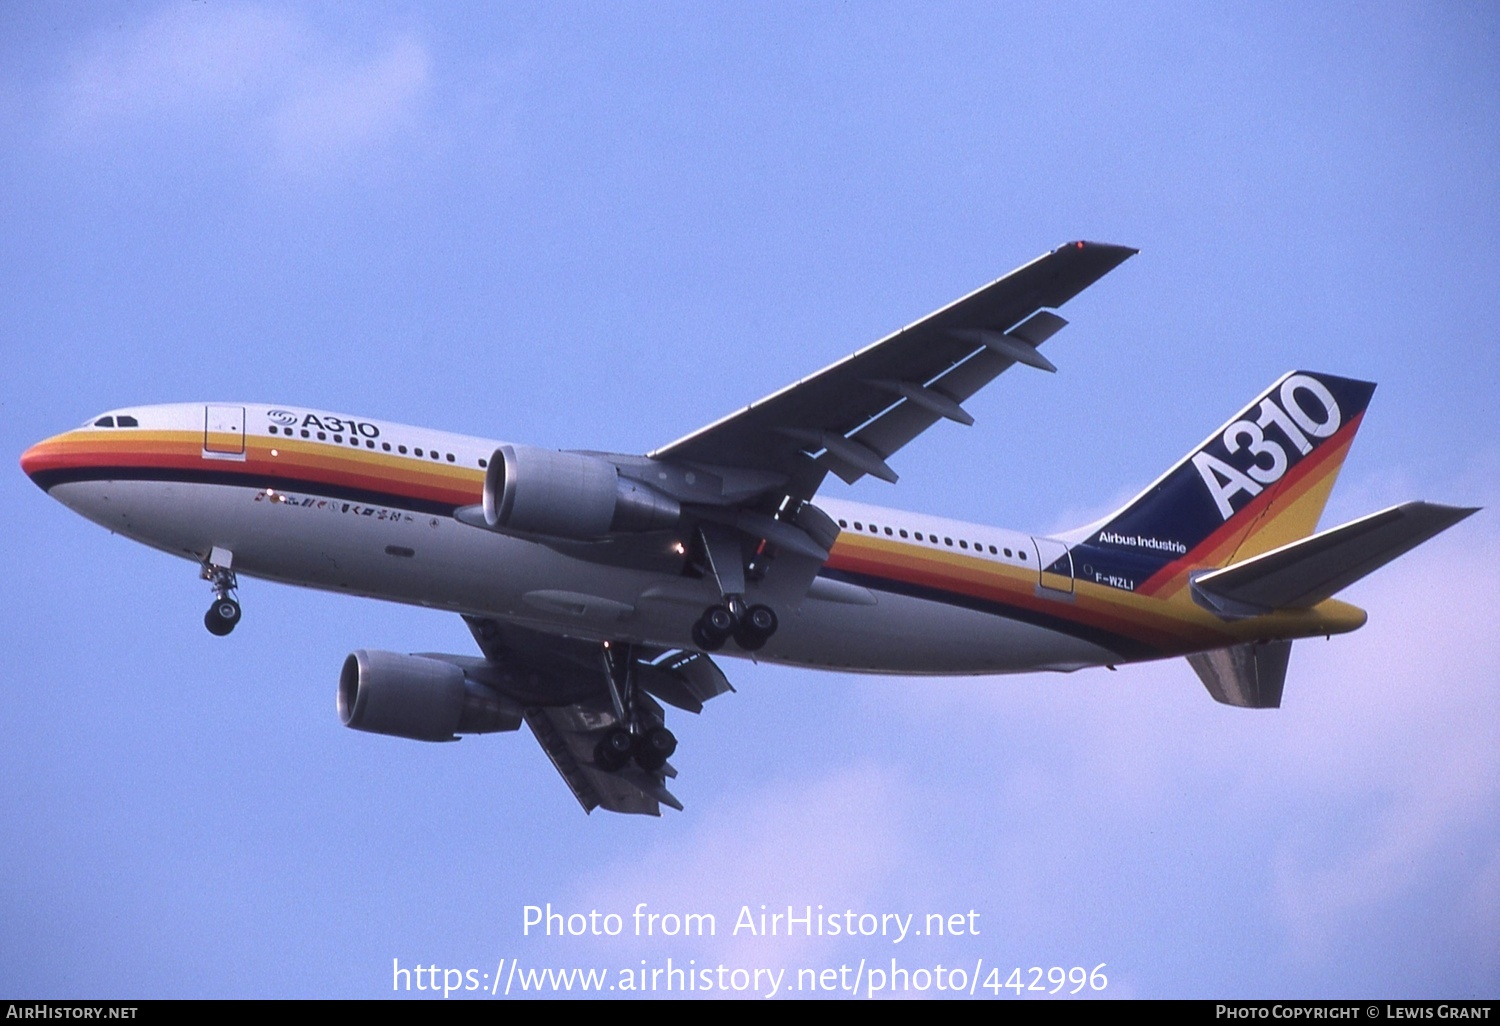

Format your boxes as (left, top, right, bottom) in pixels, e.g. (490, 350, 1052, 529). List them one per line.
(204, 598, 240, 636)
(692, 621, 723, 652)
(734, 625, 766, 651)
(634, 727, 677, 771)
(734, 604, 777, 650)
(703, 605, 737, 635)
(594, 729, 633, 771)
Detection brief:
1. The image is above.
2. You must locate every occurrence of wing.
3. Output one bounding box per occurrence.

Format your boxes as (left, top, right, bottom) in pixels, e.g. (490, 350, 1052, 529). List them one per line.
(463, 616, 732, 816)
(651, 240, 1137, 499)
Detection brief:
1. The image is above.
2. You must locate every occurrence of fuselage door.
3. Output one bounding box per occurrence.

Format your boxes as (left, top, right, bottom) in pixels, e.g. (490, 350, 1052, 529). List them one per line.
(204, 405, 246, 459)
(1032, 536, 1074, 596)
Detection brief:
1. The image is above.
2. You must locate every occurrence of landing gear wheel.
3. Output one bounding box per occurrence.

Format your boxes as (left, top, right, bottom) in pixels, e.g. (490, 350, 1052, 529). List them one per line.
(204, 597, 241, 636)
(594, 728, 634, 772)
(703, 605, 737, 635)
(734, 604, 778, 651)
(633, 727, 678, 771)
(693, 604, 737, 651)
(692, 621, 723, 652)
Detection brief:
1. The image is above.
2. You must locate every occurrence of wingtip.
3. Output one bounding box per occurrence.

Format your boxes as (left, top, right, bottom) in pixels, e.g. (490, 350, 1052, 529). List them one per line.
(1063, 240, 1139, 257)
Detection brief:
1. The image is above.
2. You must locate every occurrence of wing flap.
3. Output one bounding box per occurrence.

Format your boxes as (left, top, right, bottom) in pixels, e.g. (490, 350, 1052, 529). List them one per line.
(1191, 501, 1478, 616)
(636, 649, 734, 714)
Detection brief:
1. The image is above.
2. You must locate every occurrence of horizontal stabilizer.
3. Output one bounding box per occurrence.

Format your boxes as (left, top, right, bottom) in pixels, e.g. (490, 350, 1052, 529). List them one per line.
(1187, 640, 1292, 708)
(1191, 501, 1478, 617)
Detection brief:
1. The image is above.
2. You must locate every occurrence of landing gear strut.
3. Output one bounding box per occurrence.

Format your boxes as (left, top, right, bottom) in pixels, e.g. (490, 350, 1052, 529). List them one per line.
(592, 642, 677, 774)
(201, 550, 241, 636)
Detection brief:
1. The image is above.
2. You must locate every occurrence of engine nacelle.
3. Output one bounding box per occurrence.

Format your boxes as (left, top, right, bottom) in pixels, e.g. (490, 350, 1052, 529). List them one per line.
(483, 444, 680, 539)
(338, 650, 523, 742)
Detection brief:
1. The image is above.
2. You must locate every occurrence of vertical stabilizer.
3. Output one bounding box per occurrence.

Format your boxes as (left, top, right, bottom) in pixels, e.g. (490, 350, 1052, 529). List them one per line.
(1066, 372, 1376, 598)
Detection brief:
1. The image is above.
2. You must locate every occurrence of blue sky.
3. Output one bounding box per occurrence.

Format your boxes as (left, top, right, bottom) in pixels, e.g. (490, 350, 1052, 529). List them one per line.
(2, 2, 1496, 999)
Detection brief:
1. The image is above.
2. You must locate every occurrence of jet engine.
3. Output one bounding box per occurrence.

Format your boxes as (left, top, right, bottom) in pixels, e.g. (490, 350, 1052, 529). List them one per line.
(338, 649, 524, 742)
(482, 444, 680, 539)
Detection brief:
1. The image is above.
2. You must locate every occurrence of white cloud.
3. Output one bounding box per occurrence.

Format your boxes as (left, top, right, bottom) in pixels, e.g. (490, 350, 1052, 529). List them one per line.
(1265, 522, 1499, 970)
(57, 5, 432, 177)
(62, 6, 301, 122)
(855, 472, 1497, 990)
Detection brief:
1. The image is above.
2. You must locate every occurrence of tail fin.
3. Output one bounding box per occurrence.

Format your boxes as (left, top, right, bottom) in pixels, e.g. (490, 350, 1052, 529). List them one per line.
(1068, 371, 1377, 597)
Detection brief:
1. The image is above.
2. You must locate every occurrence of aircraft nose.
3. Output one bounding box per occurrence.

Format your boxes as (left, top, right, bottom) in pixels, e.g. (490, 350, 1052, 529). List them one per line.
(20, 435, 65, 491)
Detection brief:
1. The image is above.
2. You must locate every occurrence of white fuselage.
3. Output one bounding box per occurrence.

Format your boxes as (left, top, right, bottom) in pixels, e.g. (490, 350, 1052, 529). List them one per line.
(29, 402, 1123, 676)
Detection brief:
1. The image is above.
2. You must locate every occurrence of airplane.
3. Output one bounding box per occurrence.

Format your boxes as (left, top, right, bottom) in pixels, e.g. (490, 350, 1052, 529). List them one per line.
(20, 240, 1478, 816)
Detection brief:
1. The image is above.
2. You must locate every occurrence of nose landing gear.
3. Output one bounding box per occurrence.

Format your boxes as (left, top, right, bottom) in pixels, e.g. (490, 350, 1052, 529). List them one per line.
(201, 549, 241, 636)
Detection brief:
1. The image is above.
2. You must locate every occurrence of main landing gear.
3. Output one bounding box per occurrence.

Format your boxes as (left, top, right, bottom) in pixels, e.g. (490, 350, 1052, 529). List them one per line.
(691, 599, 777, 653)
(200, 550, 241, 636)
(592, 642, 678, 773)
(690, 523, 781, 653)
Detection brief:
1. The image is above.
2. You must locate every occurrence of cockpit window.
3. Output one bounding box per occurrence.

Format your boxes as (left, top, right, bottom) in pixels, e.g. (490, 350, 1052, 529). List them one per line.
(93, 416, 115, 428)
(116, 415, 139, 427)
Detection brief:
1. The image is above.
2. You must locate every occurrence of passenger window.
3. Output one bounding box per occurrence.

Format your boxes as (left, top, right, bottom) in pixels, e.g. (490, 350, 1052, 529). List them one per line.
(838, 520, 848, 528)
(446, 453, 455, 462)
(301, 429, 310, 438)
(884, 527, 893, 536)
(944, 537, 953, 546)
(382, 443, 391, 452)
(317, 432, 326, 441)
(334, 435, 343, 443)
(899, 529, 908, 539)
(399, 445, 408, 454)
(478, 457, 488, 468)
